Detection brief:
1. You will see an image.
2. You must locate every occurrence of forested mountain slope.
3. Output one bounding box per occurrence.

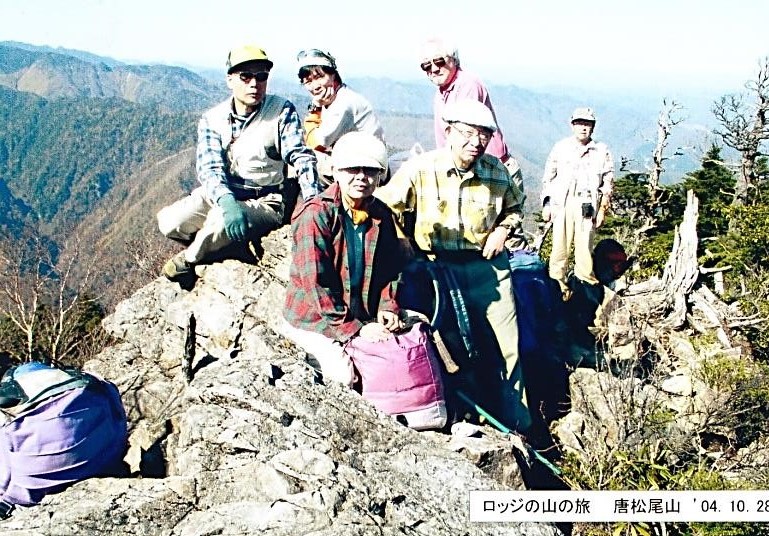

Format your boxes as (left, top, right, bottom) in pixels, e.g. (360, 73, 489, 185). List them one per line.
(0, 85, 196, 232)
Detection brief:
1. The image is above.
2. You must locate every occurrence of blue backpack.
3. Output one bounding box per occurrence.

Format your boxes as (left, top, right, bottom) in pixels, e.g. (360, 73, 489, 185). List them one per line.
(507, 251, 570, 422)
(508, 251, 570, 363)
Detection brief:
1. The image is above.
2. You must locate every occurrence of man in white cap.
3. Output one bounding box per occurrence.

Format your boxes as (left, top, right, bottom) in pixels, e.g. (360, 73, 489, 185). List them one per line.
(282, 132, 408, 386)
(376, 98, 531, 434)
(157, 44, 320, 285)
(541, 107, 614, 300)
(419, 37, 524, 193)
(296, 49, 385, 186)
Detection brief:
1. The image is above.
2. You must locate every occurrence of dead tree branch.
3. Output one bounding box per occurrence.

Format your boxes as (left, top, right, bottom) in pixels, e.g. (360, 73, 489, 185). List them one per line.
(713, 57, 769, 208)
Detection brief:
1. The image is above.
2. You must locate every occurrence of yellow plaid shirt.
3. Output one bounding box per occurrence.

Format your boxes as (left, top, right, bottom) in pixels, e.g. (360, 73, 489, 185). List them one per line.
(376, 149, 524, 252)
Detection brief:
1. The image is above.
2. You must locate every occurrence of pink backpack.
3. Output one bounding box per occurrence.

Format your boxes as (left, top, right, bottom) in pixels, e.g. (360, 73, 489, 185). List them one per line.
(344, 322, 447, 430)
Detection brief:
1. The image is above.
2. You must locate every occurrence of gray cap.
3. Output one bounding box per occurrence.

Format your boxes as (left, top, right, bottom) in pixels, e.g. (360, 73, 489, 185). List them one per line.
(332, 132, 388, 171)
(570, 107, 596, 123)
(442, 99, 497, 131)
(297, 49, 337, 71)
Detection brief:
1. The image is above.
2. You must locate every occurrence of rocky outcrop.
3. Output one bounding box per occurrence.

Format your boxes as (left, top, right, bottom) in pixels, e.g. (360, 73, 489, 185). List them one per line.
(551, 193, 768, 491)
(1, 229, 563, 536)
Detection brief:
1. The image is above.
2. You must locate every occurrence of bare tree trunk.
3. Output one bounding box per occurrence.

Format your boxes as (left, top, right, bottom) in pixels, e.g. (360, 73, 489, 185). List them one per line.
(660, 190, 700, 327)
(632, 100, 683, 252)
(0, 228, 106, 365)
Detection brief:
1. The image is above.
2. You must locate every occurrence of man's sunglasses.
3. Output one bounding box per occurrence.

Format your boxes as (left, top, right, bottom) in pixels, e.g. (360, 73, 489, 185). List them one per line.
(236, 71, 270, 83)
(420, 57, 447, 72)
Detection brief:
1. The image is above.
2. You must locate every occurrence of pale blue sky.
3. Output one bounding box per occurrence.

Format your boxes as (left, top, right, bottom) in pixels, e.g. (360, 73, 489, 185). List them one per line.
(2, 0, 767, 93)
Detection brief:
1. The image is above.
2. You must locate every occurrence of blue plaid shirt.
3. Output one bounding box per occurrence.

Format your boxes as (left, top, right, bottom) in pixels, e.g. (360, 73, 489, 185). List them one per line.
(196, 97, 320, 202)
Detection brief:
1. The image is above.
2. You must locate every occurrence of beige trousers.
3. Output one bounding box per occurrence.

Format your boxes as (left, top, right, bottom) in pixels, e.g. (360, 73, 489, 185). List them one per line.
(549, 194, 598, 290)
(157, 187, 282, 264)
(277, 318, 356, 387)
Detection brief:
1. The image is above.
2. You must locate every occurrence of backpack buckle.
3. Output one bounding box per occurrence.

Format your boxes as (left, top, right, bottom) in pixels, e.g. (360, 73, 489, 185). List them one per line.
(0, 500, 15, 520)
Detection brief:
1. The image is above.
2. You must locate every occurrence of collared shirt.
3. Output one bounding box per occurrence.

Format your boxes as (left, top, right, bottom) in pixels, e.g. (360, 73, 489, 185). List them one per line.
(541, 136, 614, 208)
(284, 182, 407, 342)
(376, 148, 523, 253)
(433, 68, 509, 159)
(196, 97, 320, 203)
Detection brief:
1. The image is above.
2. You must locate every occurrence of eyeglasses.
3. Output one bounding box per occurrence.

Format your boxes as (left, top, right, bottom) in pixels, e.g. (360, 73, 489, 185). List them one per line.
(451, 124, 492, 143)
(236, 71, 269, 83)
(420, 57, 447, 72)
(339, 166, 382, 178)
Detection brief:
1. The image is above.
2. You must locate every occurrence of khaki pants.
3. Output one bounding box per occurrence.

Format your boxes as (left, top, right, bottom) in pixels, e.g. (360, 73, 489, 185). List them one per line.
(549, 195, 598, 290)
(438, 253, 531, 432)
(157, 187, 283, 264)
(278, 319, 355, 387)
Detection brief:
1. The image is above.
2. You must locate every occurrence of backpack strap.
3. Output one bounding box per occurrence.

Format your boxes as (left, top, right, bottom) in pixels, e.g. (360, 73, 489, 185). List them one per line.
(4, 368, 93, 418)
(21, 373, 93, 409)
(421, 260, 479, 361)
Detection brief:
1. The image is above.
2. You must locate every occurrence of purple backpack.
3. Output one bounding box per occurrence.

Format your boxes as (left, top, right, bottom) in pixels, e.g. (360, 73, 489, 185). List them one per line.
(344, 322, 447, 430)
(0, 363, 127, 513)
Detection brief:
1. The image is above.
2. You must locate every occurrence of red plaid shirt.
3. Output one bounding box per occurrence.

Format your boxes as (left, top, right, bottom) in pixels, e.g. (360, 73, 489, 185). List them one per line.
(284, 182, 408, 342)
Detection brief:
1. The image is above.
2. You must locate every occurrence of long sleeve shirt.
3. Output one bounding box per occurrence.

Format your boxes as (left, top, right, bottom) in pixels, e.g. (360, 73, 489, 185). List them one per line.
(305, 85, 385, 150)
(375, 149, 524, 253)
(541, 136, 614, 209)
(196, 97, 320, 203)
(433, 68, 509, 160)
(283, 182, 407, 342)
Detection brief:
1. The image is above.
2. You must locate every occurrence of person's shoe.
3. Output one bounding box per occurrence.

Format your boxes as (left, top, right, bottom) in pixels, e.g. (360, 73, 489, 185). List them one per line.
(162, 252, 195, 282)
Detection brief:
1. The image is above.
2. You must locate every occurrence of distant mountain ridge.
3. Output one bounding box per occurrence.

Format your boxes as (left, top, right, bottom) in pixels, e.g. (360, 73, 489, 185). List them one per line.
(0, 41, 718, 184)
(0, 40, 125, 68)
(0, 84, 196, 231)
(0, 41, 723, 244)
(0, 42, 227, 111)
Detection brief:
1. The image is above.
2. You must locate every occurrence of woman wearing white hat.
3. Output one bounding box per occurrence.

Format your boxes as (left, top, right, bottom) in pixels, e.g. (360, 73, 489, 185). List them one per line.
(281, 133, 406, 386)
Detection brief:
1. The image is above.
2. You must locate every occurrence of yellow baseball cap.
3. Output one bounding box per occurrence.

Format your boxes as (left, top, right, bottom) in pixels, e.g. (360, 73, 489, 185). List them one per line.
(226, 44, 273, 73)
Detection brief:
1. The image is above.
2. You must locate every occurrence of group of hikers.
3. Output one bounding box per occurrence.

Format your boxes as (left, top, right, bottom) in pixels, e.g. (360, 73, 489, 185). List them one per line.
(156, 39, 620, 439)
(0, 38, 628, 519)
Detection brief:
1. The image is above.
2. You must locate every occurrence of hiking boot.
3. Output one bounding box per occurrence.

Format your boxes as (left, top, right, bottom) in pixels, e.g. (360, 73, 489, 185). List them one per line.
(163, 252, 195, 282)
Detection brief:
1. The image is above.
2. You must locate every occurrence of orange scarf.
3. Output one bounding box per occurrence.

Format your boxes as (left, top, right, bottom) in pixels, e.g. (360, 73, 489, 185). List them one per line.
(343, 195, 371, 225)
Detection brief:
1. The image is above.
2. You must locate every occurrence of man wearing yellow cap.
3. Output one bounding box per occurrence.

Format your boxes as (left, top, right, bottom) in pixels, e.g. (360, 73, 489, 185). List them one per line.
(157, 44, 320, 284)
(541, 107, 614, 300)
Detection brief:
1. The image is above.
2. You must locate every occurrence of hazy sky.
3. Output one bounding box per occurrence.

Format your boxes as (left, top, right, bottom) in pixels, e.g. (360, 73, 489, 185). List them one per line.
(2, 0, 767, 94)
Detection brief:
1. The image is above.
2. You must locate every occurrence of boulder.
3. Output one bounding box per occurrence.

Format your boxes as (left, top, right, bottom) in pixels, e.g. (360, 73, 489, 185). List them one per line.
(2, 229, 562, 536)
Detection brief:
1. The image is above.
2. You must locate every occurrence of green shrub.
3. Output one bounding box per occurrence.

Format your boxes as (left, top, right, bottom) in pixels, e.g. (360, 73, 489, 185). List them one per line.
(698, 356, 769, 446)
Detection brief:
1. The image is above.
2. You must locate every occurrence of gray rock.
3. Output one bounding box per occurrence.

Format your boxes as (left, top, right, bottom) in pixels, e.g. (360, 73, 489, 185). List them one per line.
(2, 233, 563, 536)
